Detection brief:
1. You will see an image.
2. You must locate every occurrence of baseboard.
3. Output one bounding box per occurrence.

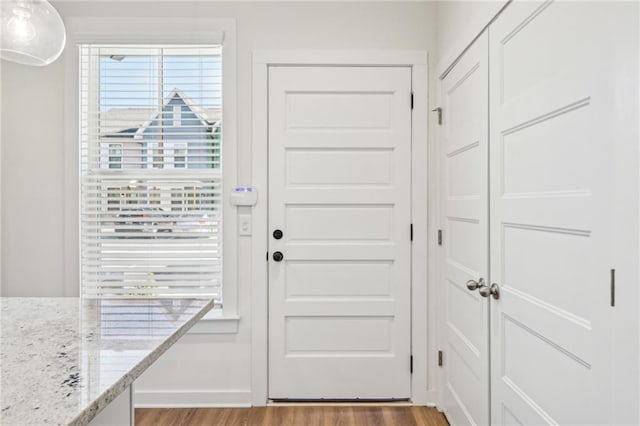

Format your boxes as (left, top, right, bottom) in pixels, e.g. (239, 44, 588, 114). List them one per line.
(134, 390, 252, 408)
(425, 389, 441, 410)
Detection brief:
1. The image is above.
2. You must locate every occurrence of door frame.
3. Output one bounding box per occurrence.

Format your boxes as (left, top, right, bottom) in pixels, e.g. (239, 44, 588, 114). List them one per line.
(251, 50, 429, 406)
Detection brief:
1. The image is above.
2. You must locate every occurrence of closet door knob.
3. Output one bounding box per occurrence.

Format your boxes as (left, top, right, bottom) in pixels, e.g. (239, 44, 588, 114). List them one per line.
(478, 281, 491, 297)
(466, 278, 485, 291)
(479, 282, 500, 300)
(272, 251, 284, 262)
(489, 283, 500, 300)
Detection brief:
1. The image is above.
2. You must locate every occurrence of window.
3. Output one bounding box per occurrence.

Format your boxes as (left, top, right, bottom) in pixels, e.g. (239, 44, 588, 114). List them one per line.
(108, 143, 122, 169)
(172, 105, 182, 127)
(174, 144, 186, 169)
(80, 45, 223, 304)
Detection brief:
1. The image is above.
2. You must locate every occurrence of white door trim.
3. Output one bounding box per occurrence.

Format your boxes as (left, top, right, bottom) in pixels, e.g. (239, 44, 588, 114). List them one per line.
(251, 49, 429, 406)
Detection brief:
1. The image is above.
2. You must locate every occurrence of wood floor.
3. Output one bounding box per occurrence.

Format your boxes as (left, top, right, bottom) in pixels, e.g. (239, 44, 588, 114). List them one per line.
(136, 406, 449, 426)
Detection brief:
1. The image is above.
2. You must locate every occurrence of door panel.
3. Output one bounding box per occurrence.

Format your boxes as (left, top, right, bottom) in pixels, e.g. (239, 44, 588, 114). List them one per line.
(268, 66, 412, 399)
(489, 1, 621, 424)
(441, 32, 490, 425)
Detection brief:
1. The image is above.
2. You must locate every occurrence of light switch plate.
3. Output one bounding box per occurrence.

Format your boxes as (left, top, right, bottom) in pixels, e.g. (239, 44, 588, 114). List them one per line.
(238, 214, 252, 236)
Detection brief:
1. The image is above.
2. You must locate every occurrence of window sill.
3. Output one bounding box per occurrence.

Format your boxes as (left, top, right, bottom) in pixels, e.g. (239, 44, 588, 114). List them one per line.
(188, 309, 240, 334)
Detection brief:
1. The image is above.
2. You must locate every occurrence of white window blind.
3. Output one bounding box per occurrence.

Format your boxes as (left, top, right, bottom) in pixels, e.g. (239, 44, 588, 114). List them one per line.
(80, 44, 223, 304)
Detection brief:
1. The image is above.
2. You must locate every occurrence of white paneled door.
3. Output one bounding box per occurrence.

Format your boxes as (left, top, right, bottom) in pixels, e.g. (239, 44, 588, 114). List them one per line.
(268, 66, 412, 400)
(440, 32, 490, 426)
(440, 1, 634, 425)
(489, 1, 620, 424)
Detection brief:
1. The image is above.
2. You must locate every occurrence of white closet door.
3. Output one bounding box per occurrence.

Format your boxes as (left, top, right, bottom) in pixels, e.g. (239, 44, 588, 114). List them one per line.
(441, 32, 490, 425)
(489, 1, 626, 424)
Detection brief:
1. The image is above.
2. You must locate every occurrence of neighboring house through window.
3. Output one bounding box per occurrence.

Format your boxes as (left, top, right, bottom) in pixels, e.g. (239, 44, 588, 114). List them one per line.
(108, 143, 122, 169)
(174, 144, 186, 168)
(79, 45, 223, 304)
(173, 105, 181, 127)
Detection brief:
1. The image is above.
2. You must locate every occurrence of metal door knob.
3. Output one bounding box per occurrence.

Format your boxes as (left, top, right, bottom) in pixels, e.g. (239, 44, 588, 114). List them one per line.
(466, 278, 485, 291)
(479, 282, 500, 300)
(272, 251, 284, 262)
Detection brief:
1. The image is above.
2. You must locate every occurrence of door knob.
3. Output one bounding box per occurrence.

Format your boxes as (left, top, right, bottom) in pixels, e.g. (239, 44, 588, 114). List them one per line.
(489, 283, 500, 300)
(272, 251, 284, 262)
(466, 278, 485, 291)
(273, 229, 283, 240)
(479, 282, 500, 300)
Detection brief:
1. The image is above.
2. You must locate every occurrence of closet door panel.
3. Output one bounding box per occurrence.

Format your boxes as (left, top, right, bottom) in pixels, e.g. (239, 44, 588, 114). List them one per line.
(489, 1, 629, 424)
(441, 31, 490, 426)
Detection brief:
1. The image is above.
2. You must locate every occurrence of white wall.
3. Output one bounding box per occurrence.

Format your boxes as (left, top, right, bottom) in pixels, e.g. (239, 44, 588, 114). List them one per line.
(1, 1, 437, 405)
(435, 0, 507, 74)
(1, 61, 67, 296)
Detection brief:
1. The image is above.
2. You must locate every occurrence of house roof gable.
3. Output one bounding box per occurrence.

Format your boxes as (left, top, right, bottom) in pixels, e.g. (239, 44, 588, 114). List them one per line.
(134, 89, 211, 139)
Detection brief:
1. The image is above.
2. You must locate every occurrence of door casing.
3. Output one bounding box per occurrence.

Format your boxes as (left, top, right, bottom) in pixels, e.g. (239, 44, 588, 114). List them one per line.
(251, 50, 430, 406)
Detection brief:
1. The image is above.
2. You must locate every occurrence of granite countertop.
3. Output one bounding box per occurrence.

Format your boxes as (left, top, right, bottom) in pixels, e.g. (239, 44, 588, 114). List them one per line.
(0, 297, 213, 426)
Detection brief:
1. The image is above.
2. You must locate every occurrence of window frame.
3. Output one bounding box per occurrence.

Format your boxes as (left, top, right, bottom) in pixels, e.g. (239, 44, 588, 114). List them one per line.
(64, 18, 238, 328)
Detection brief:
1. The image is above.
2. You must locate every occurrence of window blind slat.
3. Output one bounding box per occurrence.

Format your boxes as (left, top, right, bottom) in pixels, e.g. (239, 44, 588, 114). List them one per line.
(80, 43, 223, 305)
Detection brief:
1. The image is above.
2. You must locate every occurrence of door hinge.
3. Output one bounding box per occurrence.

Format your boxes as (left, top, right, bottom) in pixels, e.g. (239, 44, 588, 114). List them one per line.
(410, 224, 413, 241)
(432, 107, 443, 125)
(611, 269, 616, 307)
(438, 350, 443, 367)
(410, 355, 414, 373)
(411, 92, 414, 110)
(437, 229, 443, 246)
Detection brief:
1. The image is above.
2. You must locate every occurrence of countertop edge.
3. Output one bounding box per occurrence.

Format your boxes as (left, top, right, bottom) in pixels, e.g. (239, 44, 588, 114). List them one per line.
(67, 298, 215, 426)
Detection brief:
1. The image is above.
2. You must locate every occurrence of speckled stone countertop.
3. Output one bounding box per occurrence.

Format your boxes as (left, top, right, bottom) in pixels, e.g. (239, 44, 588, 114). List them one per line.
(0, 297, 213, 426)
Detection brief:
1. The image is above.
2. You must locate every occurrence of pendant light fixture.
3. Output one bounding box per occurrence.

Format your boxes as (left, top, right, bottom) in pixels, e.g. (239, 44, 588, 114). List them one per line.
(1, 0, 66, 66)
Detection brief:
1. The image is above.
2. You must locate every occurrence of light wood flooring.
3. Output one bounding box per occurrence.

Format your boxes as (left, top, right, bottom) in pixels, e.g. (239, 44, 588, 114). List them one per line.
(136, 406, 449, 426)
